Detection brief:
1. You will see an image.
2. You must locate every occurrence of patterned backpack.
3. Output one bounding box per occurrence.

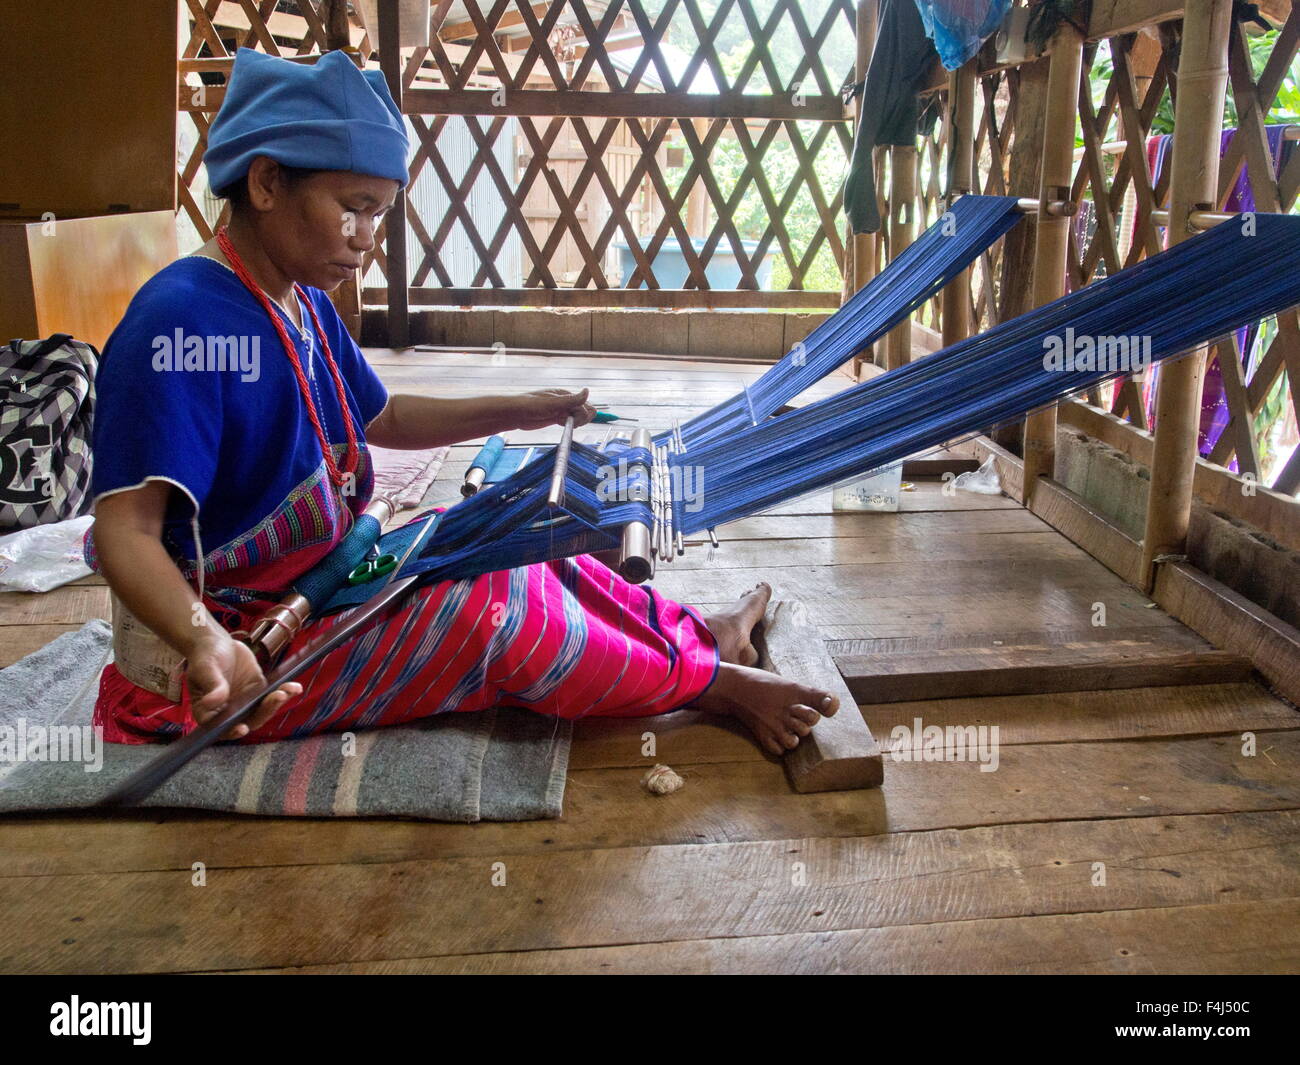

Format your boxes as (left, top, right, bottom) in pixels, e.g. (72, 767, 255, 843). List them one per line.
(0, 334, 98, 530)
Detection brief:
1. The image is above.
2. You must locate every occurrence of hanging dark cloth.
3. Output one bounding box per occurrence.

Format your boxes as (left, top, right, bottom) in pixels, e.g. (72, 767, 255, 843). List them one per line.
(843, 0, 939, 234)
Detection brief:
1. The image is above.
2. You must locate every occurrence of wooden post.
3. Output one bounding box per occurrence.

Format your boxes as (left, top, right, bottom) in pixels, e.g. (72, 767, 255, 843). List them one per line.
(377, 0, 410, 349)
(847, 0, 878, 375)
(325, 0, 351, 51)
(1139, 0, 1234, 589)
(883, 144, 917, 370)
(940, 61, 975, 349)
(324, 0, 362, 340)
(1021, 20, 1084, 504)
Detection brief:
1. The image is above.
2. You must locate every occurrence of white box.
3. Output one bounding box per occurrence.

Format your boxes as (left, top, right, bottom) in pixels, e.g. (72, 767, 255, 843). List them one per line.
(832, 462, 903, 512)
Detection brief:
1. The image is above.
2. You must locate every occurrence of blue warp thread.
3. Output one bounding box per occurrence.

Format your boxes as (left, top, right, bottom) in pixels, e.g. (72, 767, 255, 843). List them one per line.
(319, 206, 1300, 610)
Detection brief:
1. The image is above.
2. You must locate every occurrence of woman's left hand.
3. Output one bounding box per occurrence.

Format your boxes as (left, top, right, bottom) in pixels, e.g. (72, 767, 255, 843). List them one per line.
(513, 388, 597, 430)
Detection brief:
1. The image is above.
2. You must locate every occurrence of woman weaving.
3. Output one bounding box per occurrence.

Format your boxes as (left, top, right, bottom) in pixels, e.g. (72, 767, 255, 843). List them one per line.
(87, 49, 838, 758)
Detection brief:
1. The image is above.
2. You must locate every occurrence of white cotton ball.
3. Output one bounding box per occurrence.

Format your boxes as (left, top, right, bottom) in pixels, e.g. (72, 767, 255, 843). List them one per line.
(641, 763, 684, 795)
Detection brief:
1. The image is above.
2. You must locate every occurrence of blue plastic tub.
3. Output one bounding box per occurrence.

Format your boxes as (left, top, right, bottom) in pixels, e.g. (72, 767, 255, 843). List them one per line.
(614, 236, 776, 290)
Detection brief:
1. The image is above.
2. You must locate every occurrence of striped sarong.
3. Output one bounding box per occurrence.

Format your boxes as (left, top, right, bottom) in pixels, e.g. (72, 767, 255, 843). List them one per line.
(94, 552, 720, 744)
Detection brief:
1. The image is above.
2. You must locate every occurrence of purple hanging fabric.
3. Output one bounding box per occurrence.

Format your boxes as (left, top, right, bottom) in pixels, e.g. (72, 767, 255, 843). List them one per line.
(1140, 124, 1294, 463)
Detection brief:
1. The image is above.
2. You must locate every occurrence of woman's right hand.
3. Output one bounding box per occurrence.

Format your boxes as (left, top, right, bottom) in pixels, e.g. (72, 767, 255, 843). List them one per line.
(185, 631, 303, 740)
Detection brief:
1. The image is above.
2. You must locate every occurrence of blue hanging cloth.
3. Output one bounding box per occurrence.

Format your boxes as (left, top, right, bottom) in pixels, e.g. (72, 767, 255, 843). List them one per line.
(914, 0, 1013, 69)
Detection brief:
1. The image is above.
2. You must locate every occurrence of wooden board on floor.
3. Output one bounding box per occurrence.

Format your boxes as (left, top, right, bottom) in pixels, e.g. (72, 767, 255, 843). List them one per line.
(836, 636, 1252, 703)
(755, 600, 882, 793)
(1155, 560, 1300, 706)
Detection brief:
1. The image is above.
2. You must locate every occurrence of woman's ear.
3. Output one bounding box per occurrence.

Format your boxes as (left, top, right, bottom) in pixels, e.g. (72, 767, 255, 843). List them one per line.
(244, 156, 283, 213)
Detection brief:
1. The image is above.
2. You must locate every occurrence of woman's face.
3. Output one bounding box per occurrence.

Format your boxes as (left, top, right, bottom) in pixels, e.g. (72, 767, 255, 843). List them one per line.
(246, 161, 399, 291)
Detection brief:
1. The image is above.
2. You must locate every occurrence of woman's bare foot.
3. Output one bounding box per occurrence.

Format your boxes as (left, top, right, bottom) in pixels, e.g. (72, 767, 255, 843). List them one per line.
(692, 660, 839, 757)
(702, 582, 772, 667)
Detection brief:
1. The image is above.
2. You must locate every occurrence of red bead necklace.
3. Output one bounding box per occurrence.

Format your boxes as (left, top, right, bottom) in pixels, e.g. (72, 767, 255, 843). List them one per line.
(216, 227, 359, 488)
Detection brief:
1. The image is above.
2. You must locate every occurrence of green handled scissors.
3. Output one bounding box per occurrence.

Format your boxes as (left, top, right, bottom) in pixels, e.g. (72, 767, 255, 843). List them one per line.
(347, 549, 398, 585)
(346, 511, 441, 587)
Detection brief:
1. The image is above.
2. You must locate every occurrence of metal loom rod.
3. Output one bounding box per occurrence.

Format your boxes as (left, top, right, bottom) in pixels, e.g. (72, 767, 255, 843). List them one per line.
(546, 415, 576, 508)
(619, 427, 654, 583)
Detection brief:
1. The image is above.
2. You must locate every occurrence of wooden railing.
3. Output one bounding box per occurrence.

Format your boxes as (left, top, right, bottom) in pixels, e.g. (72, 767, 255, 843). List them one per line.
(889, 1, 1299, 499)
(174, 1, 1298, 495)
(177, 0, 861, 311)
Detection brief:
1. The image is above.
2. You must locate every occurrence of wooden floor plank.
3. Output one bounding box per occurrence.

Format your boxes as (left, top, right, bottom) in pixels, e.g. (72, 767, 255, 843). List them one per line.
(4, 729, 1299, 877)
(256, 896, 1300, 974)
(0, 585, 108, 627)
(2, 345, 1289, 977)
(3, 811, 1296, 973)
(0, 623, 85, 667)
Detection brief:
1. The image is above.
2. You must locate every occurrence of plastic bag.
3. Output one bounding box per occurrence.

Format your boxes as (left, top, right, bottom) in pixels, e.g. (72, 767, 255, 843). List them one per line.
(915, 0, 1013, 70)
(0, 515, 94, 592)
(951, 455, 1003, 495)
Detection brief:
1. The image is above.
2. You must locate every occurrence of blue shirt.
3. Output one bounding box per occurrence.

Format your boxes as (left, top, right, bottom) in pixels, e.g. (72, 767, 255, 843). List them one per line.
(89, 255, 388, 566)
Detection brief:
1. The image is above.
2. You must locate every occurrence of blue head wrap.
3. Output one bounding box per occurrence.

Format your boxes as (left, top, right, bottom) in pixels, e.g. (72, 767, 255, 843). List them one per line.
(204, 48, 410, 194)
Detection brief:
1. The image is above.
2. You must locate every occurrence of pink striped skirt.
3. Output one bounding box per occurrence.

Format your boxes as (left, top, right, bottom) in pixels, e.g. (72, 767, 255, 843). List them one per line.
(94, 553, 720, 744)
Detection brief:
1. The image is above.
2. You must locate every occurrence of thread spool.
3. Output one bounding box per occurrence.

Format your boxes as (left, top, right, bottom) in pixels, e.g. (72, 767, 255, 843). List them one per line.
(245, 494, 396, 666)
(462, 435, 506, 497)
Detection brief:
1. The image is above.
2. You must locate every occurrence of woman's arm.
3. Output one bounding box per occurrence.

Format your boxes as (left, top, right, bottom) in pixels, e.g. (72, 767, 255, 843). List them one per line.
(365, 388, 596, 449)
(93, 483, 300, 738)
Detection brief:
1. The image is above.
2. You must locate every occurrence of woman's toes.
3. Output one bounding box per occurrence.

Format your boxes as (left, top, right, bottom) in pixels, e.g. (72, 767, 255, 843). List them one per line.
(791, 705, 821, 726)
(781, 730, 800, 750)
(788, 717, 812, 738)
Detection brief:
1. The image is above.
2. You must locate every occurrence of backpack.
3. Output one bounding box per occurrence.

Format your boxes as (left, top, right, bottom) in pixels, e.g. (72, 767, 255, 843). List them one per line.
(0, 334, 98, 530)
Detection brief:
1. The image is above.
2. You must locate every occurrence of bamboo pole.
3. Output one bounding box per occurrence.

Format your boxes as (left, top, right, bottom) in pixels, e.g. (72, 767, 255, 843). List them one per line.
(1139, 0, 1234, 590)
(378, 0, 410, 349)
(884, 144, 917, 370)
(1021, 20, 1084, 504)
(847, 0, 878, 376)
(940, 60, 976, 349)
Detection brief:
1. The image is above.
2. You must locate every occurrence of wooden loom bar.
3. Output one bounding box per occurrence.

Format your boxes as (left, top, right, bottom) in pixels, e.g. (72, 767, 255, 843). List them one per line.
(377, 0, 409, 349)
(1022, 20, 1084, 504)
(1138, 0, 1234, 590)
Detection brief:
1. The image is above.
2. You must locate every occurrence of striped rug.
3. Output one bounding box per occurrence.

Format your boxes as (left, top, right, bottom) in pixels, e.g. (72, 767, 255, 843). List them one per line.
(0, 622, 569, 821)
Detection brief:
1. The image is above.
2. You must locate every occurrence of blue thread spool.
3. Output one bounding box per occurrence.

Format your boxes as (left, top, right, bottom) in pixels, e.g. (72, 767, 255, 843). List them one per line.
(462, 435, 506, 496)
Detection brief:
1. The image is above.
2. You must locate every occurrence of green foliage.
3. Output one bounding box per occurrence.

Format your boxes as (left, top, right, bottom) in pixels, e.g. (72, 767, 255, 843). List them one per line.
(1083, 29, 1300, 143)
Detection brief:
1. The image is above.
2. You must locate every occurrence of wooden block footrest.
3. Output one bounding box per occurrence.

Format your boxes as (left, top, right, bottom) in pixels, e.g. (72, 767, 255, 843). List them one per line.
(754, 600, 884, 793)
